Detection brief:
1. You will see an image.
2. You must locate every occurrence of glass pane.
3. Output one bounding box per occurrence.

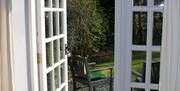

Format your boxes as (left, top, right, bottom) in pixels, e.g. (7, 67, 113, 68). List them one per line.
(53, 0, 59, 8)
(154, 0, 164, 6)
(47, 72, 53, 91)
(60, 63, 65, 83)
(60, 38, 65, 59)
(53, 40, 59, 63)
(53, 12, 58, 36)
(133, 12, 147, 45)
(54, 67, 60, 89)
(59, 12, 63, 34)
(45, 0, 50, 7)
(61, 87, 65, 91)
(131, 88, 145, 91)
(151, 90, 158, 91)
(45, 12, 51, 38)
(131, 51, 146, 82)
(59, 0, 63, 8)
(46, 42, 52, 68)
(153, 12, 163, 46)
(151, 52, 160, 84)
(133, 0, 147, 6)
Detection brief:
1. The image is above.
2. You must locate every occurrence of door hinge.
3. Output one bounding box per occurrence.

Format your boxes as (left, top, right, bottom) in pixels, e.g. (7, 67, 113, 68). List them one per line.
(65, 44, 68, 55)
(65, 44, 71, 57)
(37, 53, 42, 64)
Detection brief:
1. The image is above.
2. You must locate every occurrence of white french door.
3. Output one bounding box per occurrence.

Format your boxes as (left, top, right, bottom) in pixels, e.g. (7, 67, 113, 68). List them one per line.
(126, 0, 163, 91)
(115, 0, 164, 91)
(36, 0, 68, 91)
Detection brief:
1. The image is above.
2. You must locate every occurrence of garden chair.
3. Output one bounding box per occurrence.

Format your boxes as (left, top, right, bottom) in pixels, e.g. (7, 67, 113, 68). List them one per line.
(69, 55, 113, 91)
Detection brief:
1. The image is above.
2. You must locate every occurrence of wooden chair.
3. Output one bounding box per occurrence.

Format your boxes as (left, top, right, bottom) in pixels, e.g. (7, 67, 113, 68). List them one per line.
(69, 55, 113, 91)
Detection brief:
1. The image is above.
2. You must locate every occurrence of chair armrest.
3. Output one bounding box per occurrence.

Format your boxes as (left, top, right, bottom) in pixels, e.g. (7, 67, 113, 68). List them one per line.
(88, 62, 96, 70)
(88, 62, 96, 66)
(90, 67, 113, 78)
(90, 66, 113, 72)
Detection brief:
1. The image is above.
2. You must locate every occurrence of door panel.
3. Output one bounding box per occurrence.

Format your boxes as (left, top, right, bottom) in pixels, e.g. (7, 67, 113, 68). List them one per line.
(128, 0, 164, 90)
(37, 0, 68, 91)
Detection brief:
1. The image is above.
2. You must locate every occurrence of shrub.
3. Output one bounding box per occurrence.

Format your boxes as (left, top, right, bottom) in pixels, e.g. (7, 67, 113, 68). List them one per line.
(67, 0, 109, 57)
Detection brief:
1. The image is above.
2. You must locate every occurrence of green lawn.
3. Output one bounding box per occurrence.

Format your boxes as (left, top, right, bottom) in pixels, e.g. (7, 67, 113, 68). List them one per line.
(94, 58, 114, 77)
(93, 51, 160, 80)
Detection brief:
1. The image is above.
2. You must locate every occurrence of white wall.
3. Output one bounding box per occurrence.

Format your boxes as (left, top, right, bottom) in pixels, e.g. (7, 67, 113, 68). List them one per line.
(0, 0, 15, 90)
(11, 0, 29, 91)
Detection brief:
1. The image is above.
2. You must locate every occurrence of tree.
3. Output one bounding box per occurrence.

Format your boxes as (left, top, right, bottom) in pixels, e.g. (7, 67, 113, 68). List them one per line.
(67, 0, 109, 57)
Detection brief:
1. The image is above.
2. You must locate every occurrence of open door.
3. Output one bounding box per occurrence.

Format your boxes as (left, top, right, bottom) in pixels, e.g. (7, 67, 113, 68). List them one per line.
(115, 0, 163, 91)
(36, 0, 68, 91)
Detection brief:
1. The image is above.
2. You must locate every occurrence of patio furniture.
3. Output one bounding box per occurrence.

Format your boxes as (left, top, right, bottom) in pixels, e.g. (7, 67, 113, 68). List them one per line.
(69, 55, 113, 91)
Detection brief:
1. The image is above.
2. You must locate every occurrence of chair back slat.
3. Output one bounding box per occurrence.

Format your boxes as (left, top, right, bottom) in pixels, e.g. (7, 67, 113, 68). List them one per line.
(69, 55, 90, 79)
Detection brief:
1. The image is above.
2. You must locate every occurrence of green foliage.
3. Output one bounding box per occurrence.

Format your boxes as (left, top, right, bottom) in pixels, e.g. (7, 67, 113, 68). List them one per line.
(67, 0, 109, 57)
(98, 0, 114, 45)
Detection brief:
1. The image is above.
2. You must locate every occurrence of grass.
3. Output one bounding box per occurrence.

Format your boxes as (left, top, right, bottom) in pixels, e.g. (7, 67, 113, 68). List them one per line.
(93, 51, 160, 80)
(94, 57, 114, 77)
(68, 50, 160, 81)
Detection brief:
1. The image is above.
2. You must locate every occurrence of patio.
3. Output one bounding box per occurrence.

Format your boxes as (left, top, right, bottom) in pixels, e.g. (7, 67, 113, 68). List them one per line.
(68, 81, 113, 91)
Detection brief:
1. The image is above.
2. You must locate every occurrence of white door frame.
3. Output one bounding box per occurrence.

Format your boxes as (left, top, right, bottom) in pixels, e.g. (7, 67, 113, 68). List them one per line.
(0, 0, 39, 91)
(10, 0, 39, 91)
(114, 0, 129, 90)
(24, 0, 39, 91)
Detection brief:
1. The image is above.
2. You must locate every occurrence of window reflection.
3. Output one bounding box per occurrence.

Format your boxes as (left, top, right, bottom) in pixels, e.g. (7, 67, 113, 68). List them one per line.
(131, 88, 145, 91)
(131, 51, 146, 83)
(133, 0, 147, 6)
(154, 0, 164, 6)
(151, 52, 160, 84)
(133, 12, 147, 45)
(153, 12, 163, 46)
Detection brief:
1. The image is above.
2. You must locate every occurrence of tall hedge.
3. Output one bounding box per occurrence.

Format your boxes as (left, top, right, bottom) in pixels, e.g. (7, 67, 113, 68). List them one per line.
(67, 0, 109, 57)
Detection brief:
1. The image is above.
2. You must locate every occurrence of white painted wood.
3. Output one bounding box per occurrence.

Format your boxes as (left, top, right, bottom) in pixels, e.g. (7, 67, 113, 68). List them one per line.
(36, 0, 68, 90)
(45, 34, 65, 43)
(44, 8, 65, 12)
(159, 0, 180, 91)
(46, 59, 66, 73)
(114, 0, 129, 90)
(11, 0, 32, 91)
(115, 0, 163, 91)
(25, 0, 39, 91)
(62, 0, 68, 89)
(131, 7, 163, 12)
(36, 0, 49, 90)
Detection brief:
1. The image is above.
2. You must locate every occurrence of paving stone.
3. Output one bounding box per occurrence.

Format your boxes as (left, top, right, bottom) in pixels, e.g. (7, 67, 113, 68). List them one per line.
(68, 81, 112, 91)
